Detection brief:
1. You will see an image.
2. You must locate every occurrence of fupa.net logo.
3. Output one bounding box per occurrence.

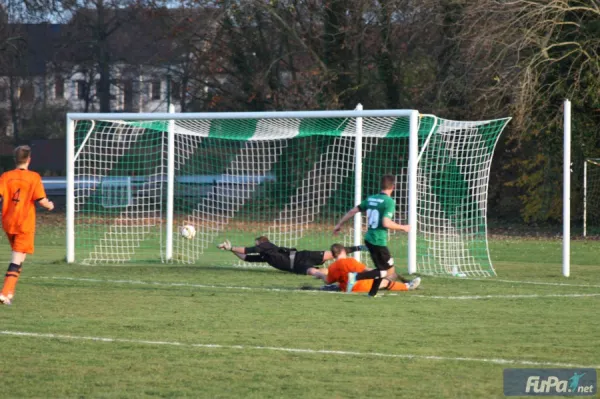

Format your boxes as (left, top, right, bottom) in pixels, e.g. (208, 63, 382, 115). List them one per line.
(526, 372, 593, 394)
(504, 368, 597, 396)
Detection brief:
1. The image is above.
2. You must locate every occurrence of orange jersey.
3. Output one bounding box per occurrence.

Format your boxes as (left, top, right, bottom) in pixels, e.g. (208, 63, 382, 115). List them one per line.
(326, 257, 367, 292)
(0, 169, 46, 234)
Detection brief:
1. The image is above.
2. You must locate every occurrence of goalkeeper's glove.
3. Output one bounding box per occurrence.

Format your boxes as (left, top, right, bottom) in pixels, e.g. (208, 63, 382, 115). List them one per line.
(217, 240, 232, 251)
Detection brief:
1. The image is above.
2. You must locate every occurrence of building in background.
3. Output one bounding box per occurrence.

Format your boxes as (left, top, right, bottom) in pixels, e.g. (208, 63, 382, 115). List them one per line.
(0, 7, 218, 138)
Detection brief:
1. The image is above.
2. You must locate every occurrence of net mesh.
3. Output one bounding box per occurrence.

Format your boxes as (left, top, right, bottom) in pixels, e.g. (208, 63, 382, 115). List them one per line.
(585, 159, 600, 237)
(71, 114, 509, 276)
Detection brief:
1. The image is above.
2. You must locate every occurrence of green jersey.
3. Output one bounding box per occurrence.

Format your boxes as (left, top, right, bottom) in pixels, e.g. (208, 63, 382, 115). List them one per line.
(358, 193, 396, 246)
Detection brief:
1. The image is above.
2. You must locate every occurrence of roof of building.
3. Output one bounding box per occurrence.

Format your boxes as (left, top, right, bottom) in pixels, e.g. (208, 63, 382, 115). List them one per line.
(0, 23, 64, 75)
(0, 7, 219, 76)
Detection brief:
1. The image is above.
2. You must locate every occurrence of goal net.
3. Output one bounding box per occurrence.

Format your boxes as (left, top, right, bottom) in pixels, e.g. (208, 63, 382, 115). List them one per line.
(584, 158, 600, 237)
(67, 110, 510, 276)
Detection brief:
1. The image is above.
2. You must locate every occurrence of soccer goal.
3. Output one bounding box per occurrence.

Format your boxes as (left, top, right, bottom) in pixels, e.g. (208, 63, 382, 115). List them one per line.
(66, 108, 510, 276)
(583, 158, 600, 237)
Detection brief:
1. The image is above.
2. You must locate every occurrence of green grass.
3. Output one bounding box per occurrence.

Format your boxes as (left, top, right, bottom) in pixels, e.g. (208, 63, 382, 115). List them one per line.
(1, 222, 600, 398)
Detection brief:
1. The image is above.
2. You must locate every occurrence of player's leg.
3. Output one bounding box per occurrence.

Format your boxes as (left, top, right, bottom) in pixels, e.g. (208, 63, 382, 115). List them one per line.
(1, 233, 32, 304)
(353, 242, 391, 280)
(345, 242, 389, 293)
(363, 242, 394, 297)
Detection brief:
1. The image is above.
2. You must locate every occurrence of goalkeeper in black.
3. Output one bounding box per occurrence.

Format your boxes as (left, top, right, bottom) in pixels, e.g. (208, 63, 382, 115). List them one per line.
(217, 236, 363, 277)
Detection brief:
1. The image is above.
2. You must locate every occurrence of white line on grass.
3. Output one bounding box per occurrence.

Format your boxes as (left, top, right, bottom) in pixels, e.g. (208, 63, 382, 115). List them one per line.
(423, 293, 600, 300)
(427, 274, 600, 289)
(1, 330, 598, 369)
(27, 276, 600, 300)
(468, 278, 600, 289)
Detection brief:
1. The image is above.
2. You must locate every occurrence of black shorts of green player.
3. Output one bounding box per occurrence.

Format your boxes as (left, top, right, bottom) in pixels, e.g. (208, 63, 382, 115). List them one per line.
(364, 241, 393, 272)
(220, 236, 364, 277)
(333, 174, 412, 297)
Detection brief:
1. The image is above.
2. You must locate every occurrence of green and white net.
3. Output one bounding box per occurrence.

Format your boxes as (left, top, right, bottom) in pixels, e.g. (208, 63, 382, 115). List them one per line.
(71, 114, 510, 276)
(585, 158, 600, 237)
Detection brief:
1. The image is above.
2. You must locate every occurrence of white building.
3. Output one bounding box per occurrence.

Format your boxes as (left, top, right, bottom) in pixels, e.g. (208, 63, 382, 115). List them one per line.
(0, 13, 216, 136)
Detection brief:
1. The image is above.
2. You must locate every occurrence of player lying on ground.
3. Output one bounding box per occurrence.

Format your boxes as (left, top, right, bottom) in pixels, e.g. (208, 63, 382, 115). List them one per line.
(0, 145, 54, 306)
(317, 243, 421, 293)
(217, 236, 363, 277)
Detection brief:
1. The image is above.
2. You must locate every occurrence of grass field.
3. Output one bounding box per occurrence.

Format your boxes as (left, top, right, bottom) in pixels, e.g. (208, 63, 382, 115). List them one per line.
(1, 220, 600, 398)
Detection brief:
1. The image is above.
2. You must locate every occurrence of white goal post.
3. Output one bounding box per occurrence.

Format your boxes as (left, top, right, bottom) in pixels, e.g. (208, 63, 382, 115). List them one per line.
(66, 108, 510, 277)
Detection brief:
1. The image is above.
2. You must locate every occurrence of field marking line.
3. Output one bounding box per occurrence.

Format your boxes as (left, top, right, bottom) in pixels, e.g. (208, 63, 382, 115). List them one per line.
(456, 276, 600, 289)
(26, 276, 600, 300)
(478, 278, 600, 289)
(27, 276, 343, 295)
(0, 330, 600, 369)
(2, 330, 599, 369)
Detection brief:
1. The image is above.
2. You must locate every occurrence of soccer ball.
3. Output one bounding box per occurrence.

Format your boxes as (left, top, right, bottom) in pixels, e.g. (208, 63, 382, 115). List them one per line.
(180, 224, 196, 239)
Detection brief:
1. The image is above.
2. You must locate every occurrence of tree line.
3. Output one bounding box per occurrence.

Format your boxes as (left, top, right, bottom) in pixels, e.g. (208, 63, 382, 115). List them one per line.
(1, 0, 598, 224)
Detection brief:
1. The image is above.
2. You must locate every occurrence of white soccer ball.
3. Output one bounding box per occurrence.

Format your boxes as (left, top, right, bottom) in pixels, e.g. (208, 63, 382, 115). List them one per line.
(180, 224, 196, 239)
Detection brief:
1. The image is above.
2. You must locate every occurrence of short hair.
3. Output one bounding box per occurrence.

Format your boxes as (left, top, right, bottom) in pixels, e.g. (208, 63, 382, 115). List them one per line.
(381, 174, 395, 190)
(255, 236, 270, 244)
(14, 145, 31, 165)
(330, 243, 346, 258)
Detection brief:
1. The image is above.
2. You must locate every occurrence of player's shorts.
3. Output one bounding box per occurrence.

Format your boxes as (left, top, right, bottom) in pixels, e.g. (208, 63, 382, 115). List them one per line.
(6, 231, 35, 254)
(365, 240, 394, 271)
(292, 250, 325, 275)
(351, 279, 408, 292)
(351, 280, 374, 292)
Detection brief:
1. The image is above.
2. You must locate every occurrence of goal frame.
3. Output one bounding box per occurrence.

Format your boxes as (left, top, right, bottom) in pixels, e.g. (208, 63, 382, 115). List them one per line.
(66, 108, 420, 272)
(583, 157, 600, 238)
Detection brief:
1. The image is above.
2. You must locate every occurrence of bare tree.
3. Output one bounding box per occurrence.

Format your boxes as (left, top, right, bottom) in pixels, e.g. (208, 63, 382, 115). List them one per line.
(454, 0, 600, 222)
(456, 0, 600, 128)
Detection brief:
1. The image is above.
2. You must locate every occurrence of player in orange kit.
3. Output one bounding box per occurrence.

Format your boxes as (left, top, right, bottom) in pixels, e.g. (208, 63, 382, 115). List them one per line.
(0, 145, 54, 305)
(322, 243, 420, 293)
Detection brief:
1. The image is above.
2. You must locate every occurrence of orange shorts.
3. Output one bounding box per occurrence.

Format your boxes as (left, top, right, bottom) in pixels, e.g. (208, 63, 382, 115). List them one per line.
(351, 280, 375, 293)
(6, 231, 35, 254)
(351, 279, 408, 292)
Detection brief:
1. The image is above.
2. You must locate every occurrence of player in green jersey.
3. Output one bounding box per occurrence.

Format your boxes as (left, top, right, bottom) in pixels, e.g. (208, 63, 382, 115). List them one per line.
(333, 174, 412, 297)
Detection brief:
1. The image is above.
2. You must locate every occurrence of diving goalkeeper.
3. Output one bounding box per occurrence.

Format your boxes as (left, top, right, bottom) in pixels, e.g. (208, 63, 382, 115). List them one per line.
(322, 244, 421, 293)
(217, 236, 363, 277)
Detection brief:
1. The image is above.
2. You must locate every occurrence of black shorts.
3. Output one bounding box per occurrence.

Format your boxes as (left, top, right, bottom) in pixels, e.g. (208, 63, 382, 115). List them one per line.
(365, 240, 394, 271)
(292, 250, 325, 275)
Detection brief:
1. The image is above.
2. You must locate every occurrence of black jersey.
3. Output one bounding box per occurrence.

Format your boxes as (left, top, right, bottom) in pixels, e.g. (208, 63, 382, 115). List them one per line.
(244, 241, 296, 272)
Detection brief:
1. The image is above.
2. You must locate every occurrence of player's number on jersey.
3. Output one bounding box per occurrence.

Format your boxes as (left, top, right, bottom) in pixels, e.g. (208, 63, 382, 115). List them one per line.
(367, 209, 380, 229)
(11, 188, 20, 204)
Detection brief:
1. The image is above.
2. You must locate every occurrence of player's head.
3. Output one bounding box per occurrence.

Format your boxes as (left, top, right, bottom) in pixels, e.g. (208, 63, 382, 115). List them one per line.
(14, 145, 31, 167)
(255, 236, 269, 245)
(381, 174, 395, 191)
(330, 243, 347, 259)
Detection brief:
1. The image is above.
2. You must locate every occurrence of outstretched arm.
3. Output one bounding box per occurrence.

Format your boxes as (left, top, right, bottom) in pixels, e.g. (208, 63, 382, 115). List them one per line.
(218, 240, 250, 260)
(382, 218, 410, 233)
(333, 206, 360, 235)
(230, 246, 248, 261)
(231, 246, 246, 255)
(306, 267, 328, 281)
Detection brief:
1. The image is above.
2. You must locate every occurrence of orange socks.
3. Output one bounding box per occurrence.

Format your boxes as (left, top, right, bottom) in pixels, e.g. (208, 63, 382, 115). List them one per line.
(2, 263, 22, 298)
